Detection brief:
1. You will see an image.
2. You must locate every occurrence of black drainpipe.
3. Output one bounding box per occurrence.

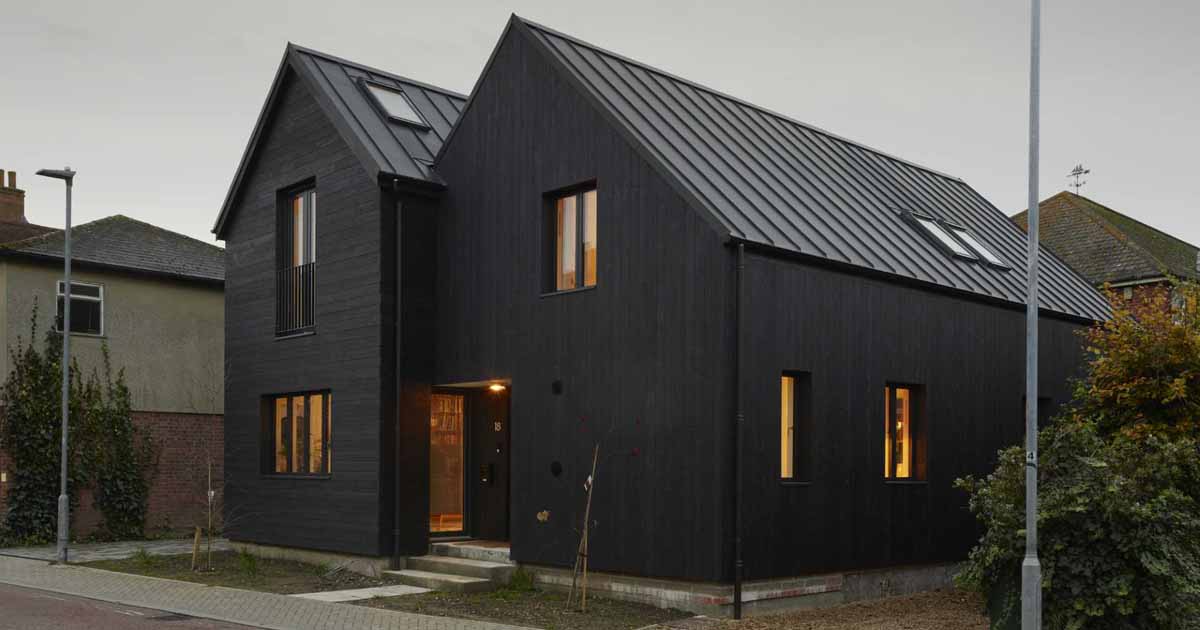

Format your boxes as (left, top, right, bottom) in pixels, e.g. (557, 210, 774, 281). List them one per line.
(390, 179, 404, 570)
(733, 242, 745, 619)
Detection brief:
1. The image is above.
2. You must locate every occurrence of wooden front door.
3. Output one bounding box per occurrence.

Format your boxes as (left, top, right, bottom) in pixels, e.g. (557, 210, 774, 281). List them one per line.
(468, 387, 510, 540)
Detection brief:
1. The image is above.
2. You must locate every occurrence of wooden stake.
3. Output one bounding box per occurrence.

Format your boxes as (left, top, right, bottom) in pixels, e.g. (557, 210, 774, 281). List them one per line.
(567, 444, 599, 611)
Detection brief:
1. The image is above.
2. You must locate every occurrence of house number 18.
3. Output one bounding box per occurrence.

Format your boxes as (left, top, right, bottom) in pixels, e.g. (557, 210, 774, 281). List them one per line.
(494, 421, 503, 432)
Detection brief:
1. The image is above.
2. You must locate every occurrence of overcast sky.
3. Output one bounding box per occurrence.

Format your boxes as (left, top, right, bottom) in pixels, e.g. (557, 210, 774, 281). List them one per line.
(3, 0, 1197, 247)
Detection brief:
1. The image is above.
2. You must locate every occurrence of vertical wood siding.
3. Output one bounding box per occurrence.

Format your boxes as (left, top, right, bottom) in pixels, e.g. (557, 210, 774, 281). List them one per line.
(222, 70, 386, 556)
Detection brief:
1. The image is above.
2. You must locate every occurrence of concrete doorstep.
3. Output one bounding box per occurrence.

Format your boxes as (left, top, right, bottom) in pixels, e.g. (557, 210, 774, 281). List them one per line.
(0, 554, 532, 630)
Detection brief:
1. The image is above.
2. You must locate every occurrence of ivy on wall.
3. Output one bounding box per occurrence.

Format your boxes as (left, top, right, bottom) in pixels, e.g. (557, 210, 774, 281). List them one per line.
(0, 307, 157, 544)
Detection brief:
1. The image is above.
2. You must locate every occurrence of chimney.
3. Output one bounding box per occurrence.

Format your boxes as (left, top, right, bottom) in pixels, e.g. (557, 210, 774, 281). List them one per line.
(0, 169, 27, 223)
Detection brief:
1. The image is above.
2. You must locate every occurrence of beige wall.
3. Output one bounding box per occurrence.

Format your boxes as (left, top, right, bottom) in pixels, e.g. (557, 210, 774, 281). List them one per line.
(0, 260, 223, 414)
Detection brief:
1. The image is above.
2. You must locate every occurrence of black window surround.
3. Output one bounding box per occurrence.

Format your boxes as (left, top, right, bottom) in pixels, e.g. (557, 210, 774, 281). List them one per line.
(360, 79, 430, 129)
(261, 390, 332, 477)
(543, 182, 598, 295)
(903, 210, 1011, 270)
(276, 182, 316, 337)
(884, 382, 928, 483)
(780, 371, 814, 484)
(55, 280, 104, 336)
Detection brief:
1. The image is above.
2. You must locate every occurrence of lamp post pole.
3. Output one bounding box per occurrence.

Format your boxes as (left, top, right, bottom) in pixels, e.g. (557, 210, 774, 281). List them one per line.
(37, 167, 75, 565)
(1022, 1, 1043, 628)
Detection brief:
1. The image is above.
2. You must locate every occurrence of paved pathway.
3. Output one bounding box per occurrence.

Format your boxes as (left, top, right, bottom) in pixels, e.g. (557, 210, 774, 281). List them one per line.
(0, 582, 252, 629)
(293, 584, 430, 602)
(0, 555, 533, 630)
(0, 538, 231, 563)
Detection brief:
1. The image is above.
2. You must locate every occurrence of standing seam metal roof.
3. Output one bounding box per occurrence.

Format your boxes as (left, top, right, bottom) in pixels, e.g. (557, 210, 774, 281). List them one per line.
(514, 17, 1110, 322)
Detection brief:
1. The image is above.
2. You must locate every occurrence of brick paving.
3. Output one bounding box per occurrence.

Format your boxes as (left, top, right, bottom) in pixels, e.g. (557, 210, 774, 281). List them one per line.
(0, 555, 534, 630)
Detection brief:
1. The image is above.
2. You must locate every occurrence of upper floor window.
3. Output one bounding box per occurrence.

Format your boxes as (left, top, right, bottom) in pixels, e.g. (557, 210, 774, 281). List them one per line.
(884, 384, 927, 480)
(908, 212, 1009, 269)
(545, 187, 597, 292)
(56, 281, 103, 336)
(277, 187, 316, 336)
(263, 390, 332, 476)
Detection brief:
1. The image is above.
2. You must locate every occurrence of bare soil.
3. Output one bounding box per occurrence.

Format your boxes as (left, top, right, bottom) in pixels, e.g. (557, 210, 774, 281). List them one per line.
(716, 589, 988, 630)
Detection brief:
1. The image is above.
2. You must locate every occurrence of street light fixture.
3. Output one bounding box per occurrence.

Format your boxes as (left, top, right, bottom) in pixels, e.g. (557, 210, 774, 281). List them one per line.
(36, 166, 75, 565)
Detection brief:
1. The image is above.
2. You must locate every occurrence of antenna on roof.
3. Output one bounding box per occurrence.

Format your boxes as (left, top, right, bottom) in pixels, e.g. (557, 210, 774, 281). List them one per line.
(1068, 164, 1090, 194)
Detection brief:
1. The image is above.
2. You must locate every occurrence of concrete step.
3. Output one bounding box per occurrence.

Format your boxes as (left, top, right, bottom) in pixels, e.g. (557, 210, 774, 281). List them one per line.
(430, 541, 512, 565)
(383, 569, 494, 593)
(406, 555, 516, 582)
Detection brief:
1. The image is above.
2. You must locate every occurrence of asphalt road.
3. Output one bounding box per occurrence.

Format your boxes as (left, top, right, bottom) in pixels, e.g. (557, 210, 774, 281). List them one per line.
(0, 583, 258, 630)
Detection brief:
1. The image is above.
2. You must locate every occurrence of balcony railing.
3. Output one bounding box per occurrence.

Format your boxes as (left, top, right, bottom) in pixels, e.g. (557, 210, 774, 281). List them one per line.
(276, 262, 315, 336)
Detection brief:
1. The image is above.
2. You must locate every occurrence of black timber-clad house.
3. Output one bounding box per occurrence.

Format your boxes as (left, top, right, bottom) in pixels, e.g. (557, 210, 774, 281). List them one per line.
(214, 16, 1110, 593)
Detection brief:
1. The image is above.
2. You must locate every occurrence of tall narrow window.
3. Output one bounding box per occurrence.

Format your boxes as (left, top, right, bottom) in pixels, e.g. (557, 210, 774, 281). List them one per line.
(55, 281, 103, 335)
(781, 372, 813, 481)
(546, 186, 598, 292)
(277, 187, 316, 335)
(884, 385, 926, 480)
(263, 391, 331, 475)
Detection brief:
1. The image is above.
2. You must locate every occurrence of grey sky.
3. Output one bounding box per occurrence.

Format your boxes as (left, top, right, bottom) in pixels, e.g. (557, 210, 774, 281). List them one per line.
(3, 0, 1197, 246)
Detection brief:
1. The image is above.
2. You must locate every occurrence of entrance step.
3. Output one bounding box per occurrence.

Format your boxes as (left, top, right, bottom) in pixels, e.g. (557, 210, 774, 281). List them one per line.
(383, 569, 494, 593)
(430, 540, 512, 565)
(406, 555, 516, 582)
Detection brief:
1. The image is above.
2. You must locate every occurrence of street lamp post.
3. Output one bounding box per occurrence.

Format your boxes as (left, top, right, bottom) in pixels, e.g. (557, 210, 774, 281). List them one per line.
(36, 167, 75, 565)
(1022, 1, 1043, 628)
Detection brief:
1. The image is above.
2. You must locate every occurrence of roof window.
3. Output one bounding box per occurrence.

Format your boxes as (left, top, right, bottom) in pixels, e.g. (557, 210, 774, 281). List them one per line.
(947, 225, 1008, 268)
(363, 81, 426, 126)
(912, 214, 976, 259)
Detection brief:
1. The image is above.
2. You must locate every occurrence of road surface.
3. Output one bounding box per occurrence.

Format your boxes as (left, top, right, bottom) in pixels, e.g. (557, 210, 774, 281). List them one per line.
(0, 582, 257, 630)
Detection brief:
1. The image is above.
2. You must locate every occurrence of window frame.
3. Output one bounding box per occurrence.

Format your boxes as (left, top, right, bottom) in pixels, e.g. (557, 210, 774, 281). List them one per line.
(276, 182, 317, 337)
(780, 371, 814, 485)
(360, 79, 430, 129)
(261, 389, 332, 478)
(55, 280, 104, 337)
(542, 183, 598, 296)
(883, 382, 928, 483)
(945, 223, 1009, 269)
(908, 212, 977, 261)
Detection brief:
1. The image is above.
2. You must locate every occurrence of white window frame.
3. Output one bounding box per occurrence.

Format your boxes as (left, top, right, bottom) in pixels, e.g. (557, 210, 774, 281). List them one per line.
(948, 225, 1008, 268)
(55, 280, 104, 336)
(912, 214, 976, 259)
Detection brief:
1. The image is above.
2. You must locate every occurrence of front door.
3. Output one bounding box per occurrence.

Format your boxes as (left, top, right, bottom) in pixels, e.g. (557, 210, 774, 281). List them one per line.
(469, 386, 510, 540)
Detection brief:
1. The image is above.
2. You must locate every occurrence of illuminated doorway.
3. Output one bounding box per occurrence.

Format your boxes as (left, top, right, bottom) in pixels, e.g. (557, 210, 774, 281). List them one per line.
(430, 393, 465, 533)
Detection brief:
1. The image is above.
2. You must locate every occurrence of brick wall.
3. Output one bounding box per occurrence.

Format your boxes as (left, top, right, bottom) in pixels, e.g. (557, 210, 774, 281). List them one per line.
(0, 411, 223, 538)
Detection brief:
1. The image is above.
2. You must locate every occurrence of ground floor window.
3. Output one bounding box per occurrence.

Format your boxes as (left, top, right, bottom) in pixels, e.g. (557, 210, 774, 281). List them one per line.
(781, 372, 813, 481)
(884, 384, 926, 480)
(263, 391, 331, 475)
(430, 393, 464, 533)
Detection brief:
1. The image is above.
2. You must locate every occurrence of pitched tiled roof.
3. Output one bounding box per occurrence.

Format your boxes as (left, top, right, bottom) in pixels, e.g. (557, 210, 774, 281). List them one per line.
(213, 44, 467, 237)
(503, 17, 1109, 322)
(0, 220, 56, 245)
(0, 215, 223, 283)
(1013, 192, 1199, 285)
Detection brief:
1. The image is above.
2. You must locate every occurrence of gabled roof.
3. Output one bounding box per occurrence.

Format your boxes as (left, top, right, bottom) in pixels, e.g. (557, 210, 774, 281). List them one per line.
(483, 16, 1108, 322)
(1, 215, 224, 284)
(212, 44, 467, 238)
(1013, 192, 1199, 285)
(0, 220, 56, 245)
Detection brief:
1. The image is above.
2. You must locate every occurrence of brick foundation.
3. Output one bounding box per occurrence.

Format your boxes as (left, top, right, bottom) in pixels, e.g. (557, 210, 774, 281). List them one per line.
(0, 411, 223, 538)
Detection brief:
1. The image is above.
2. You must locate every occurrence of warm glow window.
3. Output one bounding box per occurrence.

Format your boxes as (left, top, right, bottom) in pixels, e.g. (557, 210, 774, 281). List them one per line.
(547, 187, 597, 292)
(55, 281, 103, 336)
(277, 187, 316, 335)
(264, 391, 331, 475)
(884, 385, 926, 480)
(780, 372, 813, 481)
(430, 393, 464, 533)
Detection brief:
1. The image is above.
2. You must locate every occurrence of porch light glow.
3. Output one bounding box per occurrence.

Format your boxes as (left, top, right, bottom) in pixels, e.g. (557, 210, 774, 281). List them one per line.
(488, 383, 506, 393)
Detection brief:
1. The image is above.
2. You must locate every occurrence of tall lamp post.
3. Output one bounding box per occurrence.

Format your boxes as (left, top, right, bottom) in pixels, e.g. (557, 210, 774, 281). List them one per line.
(1022, 1, 1043, 628)
(37, 167, 75, 565)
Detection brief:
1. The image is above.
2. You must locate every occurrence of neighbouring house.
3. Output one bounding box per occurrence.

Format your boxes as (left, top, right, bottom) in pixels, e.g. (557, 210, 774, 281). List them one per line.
(0, 169, 225, 536)
(213, 17, 1109, 614)
(1013, 191, 1200, 308)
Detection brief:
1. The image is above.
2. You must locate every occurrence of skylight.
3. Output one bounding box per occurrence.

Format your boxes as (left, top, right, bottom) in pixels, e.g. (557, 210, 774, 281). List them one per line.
(912, 215, 975, 259)
(948, 227, 1008, 267)
(364, 82, 426, 126)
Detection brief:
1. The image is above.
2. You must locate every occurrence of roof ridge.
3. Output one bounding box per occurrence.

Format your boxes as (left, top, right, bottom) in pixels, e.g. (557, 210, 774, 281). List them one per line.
(100, 214, 226, 252)
(287, 43, 469, 101)
(1053, 193, 1169, 277)
(1068, 191, 1200, 253)
(514, 15, 965, 184)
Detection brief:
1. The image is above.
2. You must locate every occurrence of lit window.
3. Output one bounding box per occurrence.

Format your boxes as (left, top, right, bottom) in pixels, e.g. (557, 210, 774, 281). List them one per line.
(781, 372, 813, 481)
(546, 187, 598, 292)
(884, 385, 926, 480)
(948, 226, 1007, 267)
(56, 281, 103, 335)
(364, 82, 426, 126)
(264, 391, 331, 475)
(277, 187, 316, 335)
(913, 214, 975, 259)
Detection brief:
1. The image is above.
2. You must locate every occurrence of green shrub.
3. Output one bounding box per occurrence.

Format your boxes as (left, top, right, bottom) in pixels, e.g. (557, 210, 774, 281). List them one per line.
(236, 550, 259, 577)
(957, 423, 1200, 629)
(507, 566, 535, 592)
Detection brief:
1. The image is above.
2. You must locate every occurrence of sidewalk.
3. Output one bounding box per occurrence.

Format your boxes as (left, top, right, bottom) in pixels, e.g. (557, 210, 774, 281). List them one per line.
(0, 555, 534, 630)
(0, 537, 230, 562)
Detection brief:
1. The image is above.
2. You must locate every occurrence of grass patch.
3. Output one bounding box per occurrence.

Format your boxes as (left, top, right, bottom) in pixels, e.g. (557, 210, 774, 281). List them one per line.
(360, 588, 690, 630)
(83, 551, 402, 595)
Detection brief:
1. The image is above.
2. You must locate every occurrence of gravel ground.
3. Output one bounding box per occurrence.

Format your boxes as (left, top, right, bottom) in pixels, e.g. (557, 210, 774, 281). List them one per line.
(719, 589, 988, 630)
